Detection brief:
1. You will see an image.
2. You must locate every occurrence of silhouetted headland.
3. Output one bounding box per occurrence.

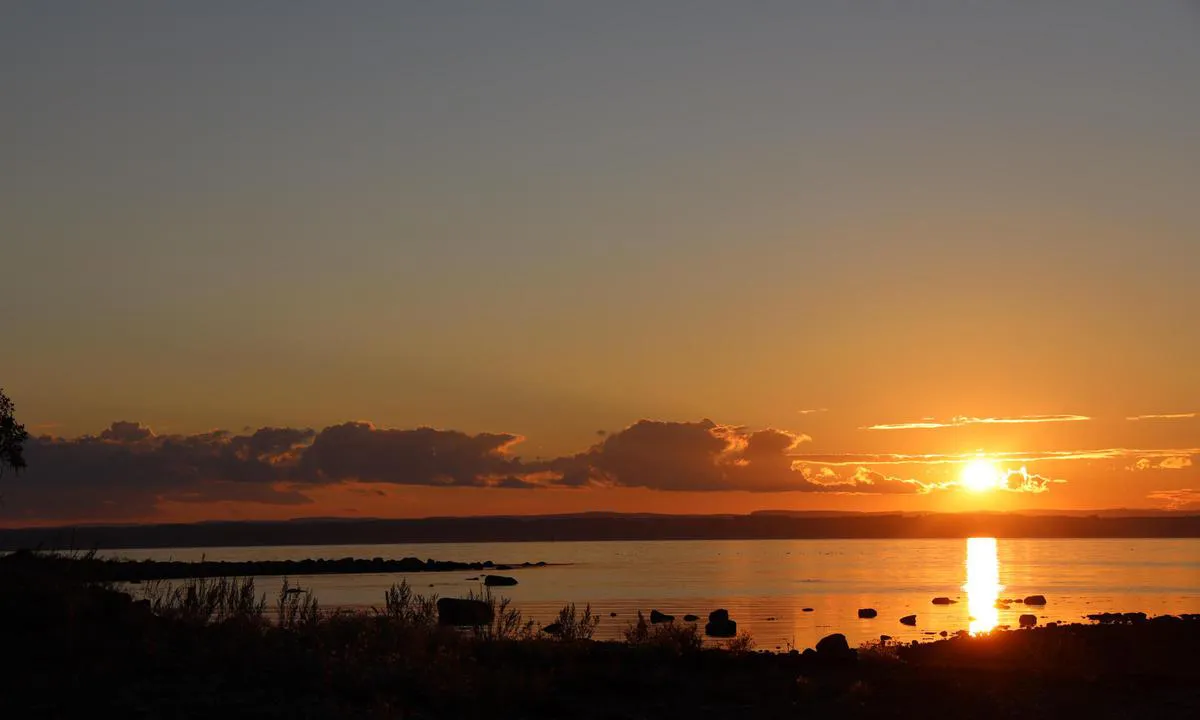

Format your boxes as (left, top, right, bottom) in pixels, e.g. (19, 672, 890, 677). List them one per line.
(3, 511, 1197, 550)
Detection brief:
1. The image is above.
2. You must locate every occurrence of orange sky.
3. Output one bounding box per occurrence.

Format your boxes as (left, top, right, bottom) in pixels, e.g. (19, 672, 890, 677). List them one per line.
(2, 4, 1198, 525)
(2, 409, 1197, 526)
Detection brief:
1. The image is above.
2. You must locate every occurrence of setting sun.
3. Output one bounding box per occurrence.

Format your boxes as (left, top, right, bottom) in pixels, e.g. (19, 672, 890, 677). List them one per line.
(961, 459, 1001, 493)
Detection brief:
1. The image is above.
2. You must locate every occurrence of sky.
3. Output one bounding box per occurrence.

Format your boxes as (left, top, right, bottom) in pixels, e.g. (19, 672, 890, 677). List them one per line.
(1, 2, 1197, 524)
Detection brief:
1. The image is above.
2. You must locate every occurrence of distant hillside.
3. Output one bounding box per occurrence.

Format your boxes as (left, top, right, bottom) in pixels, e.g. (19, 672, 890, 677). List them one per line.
(1, 512, 1197, 550)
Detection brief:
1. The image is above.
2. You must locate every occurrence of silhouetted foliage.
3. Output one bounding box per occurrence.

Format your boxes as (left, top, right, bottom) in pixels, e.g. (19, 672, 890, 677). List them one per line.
(0, 388, 28, 481)
(1, 551, 1198, 717)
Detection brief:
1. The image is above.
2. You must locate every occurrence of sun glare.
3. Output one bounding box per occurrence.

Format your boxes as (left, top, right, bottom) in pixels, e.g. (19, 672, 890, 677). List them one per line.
(961, 459, 1001, 492)
(965, 537, 1002, 634)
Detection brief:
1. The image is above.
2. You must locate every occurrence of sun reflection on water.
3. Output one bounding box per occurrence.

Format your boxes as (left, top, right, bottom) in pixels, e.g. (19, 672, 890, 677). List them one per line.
(965, 537, 1002, 634)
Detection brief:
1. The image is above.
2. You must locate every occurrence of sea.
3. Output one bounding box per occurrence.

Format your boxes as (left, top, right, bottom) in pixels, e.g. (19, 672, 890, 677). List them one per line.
(106, 538, 1200, 650)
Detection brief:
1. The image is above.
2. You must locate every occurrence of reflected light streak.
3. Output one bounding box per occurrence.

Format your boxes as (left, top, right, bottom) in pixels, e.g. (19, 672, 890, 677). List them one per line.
(964, 537, 1001, 634)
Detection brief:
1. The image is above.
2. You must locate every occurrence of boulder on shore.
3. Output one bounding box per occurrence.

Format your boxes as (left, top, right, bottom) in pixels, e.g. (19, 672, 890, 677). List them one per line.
(649, 609, 674, 624)
(1019, 614, 1038, 628)
(931, 597, 956, 605)
(815, 633, 856, 661)
(900, 614, 917, 626)
(437, 597, 494, 626)
(858, 608, 878, 619)
(1023, 595, 1047, 606)
(484, 575, 518, 587)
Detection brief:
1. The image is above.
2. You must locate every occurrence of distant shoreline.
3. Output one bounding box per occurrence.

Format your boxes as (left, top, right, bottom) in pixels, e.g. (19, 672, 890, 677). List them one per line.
(2, 512, 1198, 550)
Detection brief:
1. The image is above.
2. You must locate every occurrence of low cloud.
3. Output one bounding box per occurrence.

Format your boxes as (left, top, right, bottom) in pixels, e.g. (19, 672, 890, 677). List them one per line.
(6, 422, 316, 521)
(8, 414, 1110, 522)
(793, 447, 1200, 467)
(295, 422, 527, 488)
(553, 420, 855, 493)
(1146, 488, 1200, 510)
(995, 467, 1061, 494)
(863, 414, 1090, 431)
(1130, 456, 1193, 471)
(1126, 412, 1196, 421)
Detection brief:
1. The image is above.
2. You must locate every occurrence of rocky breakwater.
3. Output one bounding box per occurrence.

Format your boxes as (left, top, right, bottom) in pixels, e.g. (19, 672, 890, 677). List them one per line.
(53, 555, 551, 583)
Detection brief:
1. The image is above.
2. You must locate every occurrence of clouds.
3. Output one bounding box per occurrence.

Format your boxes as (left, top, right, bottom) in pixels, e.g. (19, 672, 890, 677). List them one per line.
(296, 422, 526, 488)
(792, 448, 1200, 467)
(8, 423, 315, 521)
(555, 419, 903, 493)
(996, 467, 1060, 494)
(863, 414, 1091, 431)
(1127, 412, 1196, 421)
(1131, 455, 1193, 471)
(9, 408, 1185, 523)
(1146, 488, 1200, 510)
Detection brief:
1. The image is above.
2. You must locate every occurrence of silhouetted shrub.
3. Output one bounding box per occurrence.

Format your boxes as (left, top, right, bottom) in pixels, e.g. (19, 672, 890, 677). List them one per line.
(548, 602, 600, 641)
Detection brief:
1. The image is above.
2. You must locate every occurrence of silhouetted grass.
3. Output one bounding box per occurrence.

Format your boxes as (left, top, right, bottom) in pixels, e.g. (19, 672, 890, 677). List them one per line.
(2, 549, 1197, 719)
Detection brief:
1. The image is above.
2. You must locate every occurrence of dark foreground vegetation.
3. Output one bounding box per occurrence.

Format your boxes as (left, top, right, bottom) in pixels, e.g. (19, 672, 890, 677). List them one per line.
(1, 551, 1197, 719)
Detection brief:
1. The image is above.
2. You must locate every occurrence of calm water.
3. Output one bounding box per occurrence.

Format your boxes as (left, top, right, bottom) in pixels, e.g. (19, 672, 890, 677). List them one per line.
(109, 538, 1200, 650)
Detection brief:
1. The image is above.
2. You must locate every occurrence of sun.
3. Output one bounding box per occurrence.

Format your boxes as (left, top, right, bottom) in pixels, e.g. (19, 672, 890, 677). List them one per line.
(960, 459, 1001, 492)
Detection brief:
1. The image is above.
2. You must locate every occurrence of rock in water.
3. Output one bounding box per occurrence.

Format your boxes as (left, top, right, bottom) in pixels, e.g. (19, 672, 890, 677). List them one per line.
(542, 622, 564, 635)
(931, 597, 956, 605)
(649, 609, 674, 624)
(900, 614, 917, 626)
(705, 609, 737, 637)
(815, 633, 856, 661)
(1023, 595, 1047, 605)
(484, 575, 518, 587)
(683, 614, 699, 622)
(1019, 614, 1038, 628)
(437, 598, 494, 626)
(858, 608, 878, 619)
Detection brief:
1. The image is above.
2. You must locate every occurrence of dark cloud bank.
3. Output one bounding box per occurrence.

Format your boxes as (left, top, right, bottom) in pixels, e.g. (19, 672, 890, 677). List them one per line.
(5, 419, 942, 521)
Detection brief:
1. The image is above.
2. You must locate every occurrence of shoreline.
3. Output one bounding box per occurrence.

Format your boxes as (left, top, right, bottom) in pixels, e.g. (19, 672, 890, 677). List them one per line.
(2, 550, 1198, 717)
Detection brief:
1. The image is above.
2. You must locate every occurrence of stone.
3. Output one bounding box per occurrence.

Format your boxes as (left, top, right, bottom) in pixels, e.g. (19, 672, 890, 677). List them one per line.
(705, 609, 737, 637)
(484, 575, 518, 587)
(815, 633, 856, 661)
(437, 597, 494, 626)
(542, 622, 563, 635)
(858, 608, 878, 619)
(649, 609, 674, 624)
(1019, 614, 1038, 627)
(1023, 595, 1047, 606)
(802, 607, 814, 612)
(900, 614, 917, 626)
(683, 614, 699, 622)
(932, 597, 956, 605)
